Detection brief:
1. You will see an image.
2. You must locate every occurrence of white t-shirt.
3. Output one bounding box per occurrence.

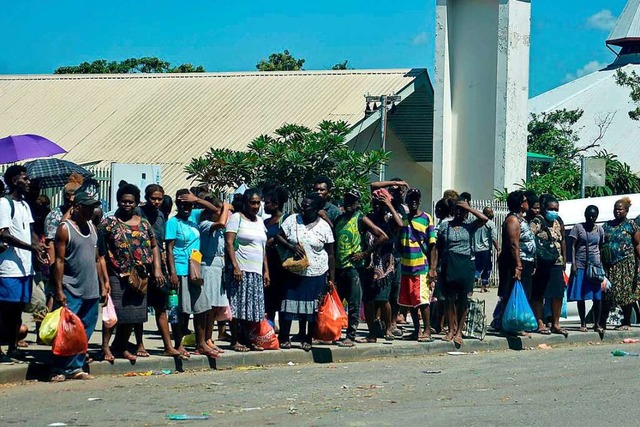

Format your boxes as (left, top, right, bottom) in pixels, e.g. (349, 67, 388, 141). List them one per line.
(226, 213, 267, 275)
(0, 197, 34, 277)
(281, 214, 334, 277)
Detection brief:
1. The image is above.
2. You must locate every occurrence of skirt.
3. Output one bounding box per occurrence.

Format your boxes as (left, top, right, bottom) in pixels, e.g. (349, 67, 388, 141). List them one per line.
(179, 275, 211, 315)
(498, 257, 534, 300)
(605, 256, 640, 307)
(203, 257, 229, 308)
(109, 275, 147, 324)
(226, 271, 265, 322)
(362, 268, 393, 302)
(533, 264, 565, 299)
(281, 273, 327, 321)
(567, 268, 602, 302)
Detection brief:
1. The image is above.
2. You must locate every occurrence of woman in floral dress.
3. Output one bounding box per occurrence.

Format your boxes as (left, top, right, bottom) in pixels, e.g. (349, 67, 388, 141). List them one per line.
(99, 184, 163, 361)
(602, 197, 640, 330)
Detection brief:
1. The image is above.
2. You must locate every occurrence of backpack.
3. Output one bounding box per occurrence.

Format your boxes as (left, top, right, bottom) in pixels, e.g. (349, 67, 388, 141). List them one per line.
(3, 195, 15, 219)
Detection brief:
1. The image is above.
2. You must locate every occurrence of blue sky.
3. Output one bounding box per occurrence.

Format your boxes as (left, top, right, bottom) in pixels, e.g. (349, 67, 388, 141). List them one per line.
(0, 0, 629, 96)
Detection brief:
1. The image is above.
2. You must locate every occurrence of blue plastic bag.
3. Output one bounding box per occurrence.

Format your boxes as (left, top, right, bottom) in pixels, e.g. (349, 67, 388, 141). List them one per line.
(543, 289, 568, 319)
(501, 280, 537, 333)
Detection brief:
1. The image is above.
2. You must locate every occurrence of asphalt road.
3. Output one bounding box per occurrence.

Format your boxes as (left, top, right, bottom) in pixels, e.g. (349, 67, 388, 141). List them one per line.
(1, 342, 637, 426)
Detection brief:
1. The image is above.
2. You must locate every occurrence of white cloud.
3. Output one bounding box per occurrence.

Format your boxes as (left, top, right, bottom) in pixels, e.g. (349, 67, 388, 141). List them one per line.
(564, 60, 608, 82)
(586, 9, 617, 31)
(412, 32, 429, 46)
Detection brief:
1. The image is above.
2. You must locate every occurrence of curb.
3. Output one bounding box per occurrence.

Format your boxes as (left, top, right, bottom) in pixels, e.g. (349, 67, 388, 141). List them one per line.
(2, 328, 639, 384)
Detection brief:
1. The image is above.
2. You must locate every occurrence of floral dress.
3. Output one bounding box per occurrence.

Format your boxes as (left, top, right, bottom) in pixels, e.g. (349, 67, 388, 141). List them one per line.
(602, 219, 640, 306)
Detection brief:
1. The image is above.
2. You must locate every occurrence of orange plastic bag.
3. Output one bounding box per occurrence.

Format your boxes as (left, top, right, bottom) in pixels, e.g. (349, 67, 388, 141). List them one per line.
(250, 319, 280, 350)
(315, 287, 347, 342)
(52, 307, 88, 357)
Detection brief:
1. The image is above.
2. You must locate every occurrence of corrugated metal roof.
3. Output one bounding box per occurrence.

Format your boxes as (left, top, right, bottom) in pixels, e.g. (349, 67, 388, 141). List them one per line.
(529, 63, 640, 171)
(608, 0, 640, 45)
(0, 69, 425, 198)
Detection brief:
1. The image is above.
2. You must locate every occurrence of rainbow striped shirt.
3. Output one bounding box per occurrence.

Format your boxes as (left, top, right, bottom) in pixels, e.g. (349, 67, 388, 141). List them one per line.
(400, 212, 436, 276)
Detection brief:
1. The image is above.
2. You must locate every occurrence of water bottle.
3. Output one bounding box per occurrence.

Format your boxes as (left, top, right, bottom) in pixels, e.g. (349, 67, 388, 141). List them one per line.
(168, 290, 179, 324)
(612, 350, 640, 357)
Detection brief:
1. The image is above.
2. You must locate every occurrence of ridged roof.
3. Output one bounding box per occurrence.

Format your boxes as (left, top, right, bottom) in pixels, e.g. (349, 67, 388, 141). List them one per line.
(0, 69, 425, 198)
(608, 0, 640, 45)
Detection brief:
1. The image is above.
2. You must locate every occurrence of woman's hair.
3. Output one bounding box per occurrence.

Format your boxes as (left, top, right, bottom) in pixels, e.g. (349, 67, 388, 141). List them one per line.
(506, 190, 526, 213)
(36, 194, 51, 207)
(242, 188, 261, 205)
(117, 183, 141, 203)
(443, 189, 458, 200)
(64, 173, 84, 195)
(541, 195, 559, 212)
(175, 188, 190, 199)
(145, 184, 164, 199)
(523, 190, 539, 207)
(585, 205, 599, 216)
(617, 196, 632, 211)
(265, 186, 289, 210)
(161, 195, 173, 216)
(209, 197, 224, 208)
(303, 193, 324, 211)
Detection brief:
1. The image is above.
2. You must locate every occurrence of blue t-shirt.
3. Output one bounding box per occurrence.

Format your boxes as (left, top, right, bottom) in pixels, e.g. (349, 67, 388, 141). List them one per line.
(165, 209, 203, 276)
(199, 220, 225, 264)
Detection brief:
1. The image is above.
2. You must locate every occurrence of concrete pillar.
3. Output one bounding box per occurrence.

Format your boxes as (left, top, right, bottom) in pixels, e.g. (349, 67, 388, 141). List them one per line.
(432, 0, 530, 202)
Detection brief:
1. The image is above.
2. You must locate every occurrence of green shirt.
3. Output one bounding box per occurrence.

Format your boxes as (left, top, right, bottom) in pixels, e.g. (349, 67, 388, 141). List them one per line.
(335, 211, 365, 269)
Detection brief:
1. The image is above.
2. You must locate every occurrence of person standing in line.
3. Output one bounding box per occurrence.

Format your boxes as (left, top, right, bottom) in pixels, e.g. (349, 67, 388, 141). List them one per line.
(434, 198, 488, 345)
(313, 176, 342, 227)
(165, 189, 220, 358)
(334, 189, 388, 347)
(138, 184, 184, 359)
(474, 206, 499, 293)
(50, 192, 108, 381)
(568, 205, 605, 334)
(99, 184, 164, 361)
(263, 187, 289, 326)
(0, 166, 48, 359)
(199, 195, 230, 352)
(225, 188, 270, 352)
(602, 197, 640, 330)
(398, 189, 437, 342)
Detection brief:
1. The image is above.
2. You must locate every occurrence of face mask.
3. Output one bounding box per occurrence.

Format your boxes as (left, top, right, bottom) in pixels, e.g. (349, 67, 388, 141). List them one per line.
(545, 211, 559, 222)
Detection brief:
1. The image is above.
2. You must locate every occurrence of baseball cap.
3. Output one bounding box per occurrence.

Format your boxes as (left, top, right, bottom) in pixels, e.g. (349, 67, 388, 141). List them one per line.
(73, 191, 100, 207)
(344, 188, 362, 200)
(406, 188, 421, 200)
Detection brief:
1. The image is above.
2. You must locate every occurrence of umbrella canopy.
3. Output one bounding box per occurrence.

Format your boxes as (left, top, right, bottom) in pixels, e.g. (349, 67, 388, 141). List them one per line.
(0, 134, 67, 164)
(24, 158, 94, 189)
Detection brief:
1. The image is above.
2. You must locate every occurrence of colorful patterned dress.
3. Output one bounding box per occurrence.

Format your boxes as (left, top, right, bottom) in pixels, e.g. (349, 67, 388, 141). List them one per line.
(602, 218, 640, 307)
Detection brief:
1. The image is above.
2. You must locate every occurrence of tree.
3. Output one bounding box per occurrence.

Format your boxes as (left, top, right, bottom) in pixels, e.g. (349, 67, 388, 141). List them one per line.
(256, 50, 305, 71)
(520, 108, 640, 200)
(615, 69, 640, 120)
(54, 57, 205, 74)
(331, 60, 351, 70)
(185, 121, 389, 207)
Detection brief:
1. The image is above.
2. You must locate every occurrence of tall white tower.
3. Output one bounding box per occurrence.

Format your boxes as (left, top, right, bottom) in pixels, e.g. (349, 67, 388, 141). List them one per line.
(432, 0, 531, 201)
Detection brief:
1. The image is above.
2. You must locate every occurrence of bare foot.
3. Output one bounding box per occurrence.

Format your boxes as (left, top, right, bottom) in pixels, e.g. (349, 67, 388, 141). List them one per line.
(453, 335, 463, 346)
(101, 347, 115, 362)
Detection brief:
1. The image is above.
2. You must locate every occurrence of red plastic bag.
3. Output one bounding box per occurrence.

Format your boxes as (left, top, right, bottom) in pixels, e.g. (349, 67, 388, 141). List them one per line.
(314, 287, 347, 342)
(330, 286, 348, 328)
(249, 319, 279, 350)
(52, 307, 88, 357)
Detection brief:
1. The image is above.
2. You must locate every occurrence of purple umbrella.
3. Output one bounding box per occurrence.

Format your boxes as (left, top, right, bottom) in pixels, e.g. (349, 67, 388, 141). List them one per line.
(0, 134, 67, 164)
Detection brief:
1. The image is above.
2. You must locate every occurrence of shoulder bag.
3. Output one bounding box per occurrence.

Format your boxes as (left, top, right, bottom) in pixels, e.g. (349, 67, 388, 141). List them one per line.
(177, 220, 204, 286)
(443, 222, 475, 287)
(535, 218, 560, 267)
(584, 224, 606, 282)
(116, 220, 149, 295)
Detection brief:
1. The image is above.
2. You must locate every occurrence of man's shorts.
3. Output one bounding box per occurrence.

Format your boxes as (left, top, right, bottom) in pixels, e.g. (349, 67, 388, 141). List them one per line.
(0, 276, 33, 304)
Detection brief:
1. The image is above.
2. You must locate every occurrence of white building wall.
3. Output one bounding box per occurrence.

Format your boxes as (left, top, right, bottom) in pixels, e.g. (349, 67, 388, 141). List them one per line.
(433, 0, 530, 202)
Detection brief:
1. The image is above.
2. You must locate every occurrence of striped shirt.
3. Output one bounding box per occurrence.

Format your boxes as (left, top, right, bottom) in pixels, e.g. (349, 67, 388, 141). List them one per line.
(399, 212, 436, 276)
(226, 212, 267, 275)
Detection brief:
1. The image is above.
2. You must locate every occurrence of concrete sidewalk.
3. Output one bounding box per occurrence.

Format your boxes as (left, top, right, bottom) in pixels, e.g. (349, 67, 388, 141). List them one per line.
(1, 290, 632, 385)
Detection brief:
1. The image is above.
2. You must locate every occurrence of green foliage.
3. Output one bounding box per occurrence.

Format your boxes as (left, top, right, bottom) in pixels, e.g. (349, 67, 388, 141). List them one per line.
(331, 60, 351, 70)
(523, 108, 640, 200)
(256, 50, 305, 71)
(54, 57, 205, 74)
(615, 69, 640, 120)
(185, 121, 389, 207)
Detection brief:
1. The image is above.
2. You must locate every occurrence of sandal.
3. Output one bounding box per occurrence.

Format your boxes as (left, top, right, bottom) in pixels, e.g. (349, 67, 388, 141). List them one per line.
(49, 374, 66, 383)
(300, 342, 312, 352)
(383, 334, 396, 341)
(579, 326, 588, 333)
(418, 335, 434, 343)
(337, 339, 355, 348)
(356, 337, 377, 344)
(136, 350, 150, 358)
(231, 343, 250, 353)
(280, 341, 292, 349)
(538, 328, 551, 335)
(551, 328, 569, 338)
(453, 335, 463, 346)
(249, 344, 264, 352)
(69, 371, 95, 380)
(101, 352, 115, 363)
(615, 325, 631, 331)
(161, 350, 189, 360)
(115, 350, 137, 361)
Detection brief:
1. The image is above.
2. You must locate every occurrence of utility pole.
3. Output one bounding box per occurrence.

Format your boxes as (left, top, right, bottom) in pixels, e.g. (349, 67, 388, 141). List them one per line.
(365, 94, 401, 180)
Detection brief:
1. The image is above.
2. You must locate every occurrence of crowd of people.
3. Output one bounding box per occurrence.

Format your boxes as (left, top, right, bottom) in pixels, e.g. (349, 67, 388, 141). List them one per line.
(0, 164, 637, 381)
